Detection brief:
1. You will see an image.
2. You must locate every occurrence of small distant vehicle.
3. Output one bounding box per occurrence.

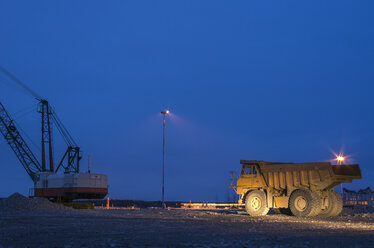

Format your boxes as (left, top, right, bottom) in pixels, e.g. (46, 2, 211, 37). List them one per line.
(232, 160, 362, 217)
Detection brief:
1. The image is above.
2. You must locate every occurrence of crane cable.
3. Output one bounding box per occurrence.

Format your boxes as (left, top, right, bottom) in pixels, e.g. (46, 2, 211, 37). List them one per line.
(0, 66, 41, 100)
(51, 109, 77, 147)
(0, 66, 42, 152)
(0, 65, 77, 148)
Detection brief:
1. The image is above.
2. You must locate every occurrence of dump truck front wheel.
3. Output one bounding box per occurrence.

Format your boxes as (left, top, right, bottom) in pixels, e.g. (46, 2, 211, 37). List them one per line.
(289, 189, 321, 217)
(245, 190, 269, 216)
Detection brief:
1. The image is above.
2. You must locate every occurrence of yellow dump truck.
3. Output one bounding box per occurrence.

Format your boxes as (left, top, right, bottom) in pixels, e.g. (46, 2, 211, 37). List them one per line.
(232, 160, 362, 217)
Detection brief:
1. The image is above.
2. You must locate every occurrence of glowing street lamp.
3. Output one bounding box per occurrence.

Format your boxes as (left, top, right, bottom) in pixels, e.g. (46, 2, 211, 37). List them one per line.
(160, 110, 169, 208)
(336, 155, 345, 165)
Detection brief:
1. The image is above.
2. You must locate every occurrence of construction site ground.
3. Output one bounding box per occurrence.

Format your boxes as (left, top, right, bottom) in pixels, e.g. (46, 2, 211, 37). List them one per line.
(1, 207, 374, 248)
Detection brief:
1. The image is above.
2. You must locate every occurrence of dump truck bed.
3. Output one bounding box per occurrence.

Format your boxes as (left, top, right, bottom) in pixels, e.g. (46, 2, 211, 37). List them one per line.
(239, 160, 362, 191)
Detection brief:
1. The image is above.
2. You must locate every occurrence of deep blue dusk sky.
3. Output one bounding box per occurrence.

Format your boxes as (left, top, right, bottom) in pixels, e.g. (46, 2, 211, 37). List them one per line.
(0, 1, 373, 201)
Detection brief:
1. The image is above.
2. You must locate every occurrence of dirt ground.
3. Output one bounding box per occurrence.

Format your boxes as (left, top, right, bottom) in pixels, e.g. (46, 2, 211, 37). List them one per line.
(0, 209, 373, 248)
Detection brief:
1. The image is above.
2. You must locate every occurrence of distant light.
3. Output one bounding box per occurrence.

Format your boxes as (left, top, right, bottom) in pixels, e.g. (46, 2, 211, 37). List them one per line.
(336, 154, 345, 165)
(166, 110, 170, 114)
(337, 156, 345, 161)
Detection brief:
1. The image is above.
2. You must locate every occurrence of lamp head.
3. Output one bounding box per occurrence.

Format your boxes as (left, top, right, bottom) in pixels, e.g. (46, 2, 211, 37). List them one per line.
(337, 156, 345, 162)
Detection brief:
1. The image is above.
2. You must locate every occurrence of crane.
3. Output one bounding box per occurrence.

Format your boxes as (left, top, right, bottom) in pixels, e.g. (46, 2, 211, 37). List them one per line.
(0, 66, 108, 201)
(0, 100, 81, 178)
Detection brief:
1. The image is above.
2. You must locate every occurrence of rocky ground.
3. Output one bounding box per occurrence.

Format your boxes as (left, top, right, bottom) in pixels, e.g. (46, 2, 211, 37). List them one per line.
(0, 194, 373, 248)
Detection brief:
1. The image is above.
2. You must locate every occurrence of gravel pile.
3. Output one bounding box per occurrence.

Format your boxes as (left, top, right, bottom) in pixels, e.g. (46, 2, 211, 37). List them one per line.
(0, 193, 70, 212)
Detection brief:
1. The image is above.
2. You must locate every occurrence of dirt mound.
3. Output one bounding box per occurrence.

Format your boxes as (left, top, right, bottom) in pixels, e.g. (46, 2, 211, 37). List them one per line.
(0, 193, 70, 212)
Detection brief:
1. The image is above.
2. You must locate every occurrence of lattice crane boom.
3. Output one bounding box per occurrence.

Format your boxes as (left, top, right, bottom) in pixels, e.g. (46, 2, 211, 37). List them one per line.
(0, 102, 41, 181)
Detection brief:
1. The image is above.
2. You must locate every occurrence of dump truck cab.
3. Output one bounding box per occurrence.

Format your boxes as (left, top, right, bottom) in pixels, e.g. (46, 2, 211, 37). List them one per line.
(233, 160, 362, 217)
(238, 164, 263, 188)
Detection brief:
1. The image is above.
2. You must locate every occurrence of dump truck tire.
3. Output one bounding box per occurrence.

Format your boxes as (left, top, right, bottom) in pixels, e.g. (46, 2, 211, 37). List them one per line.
(289, 189, 321, 217)
(329, 191, 343, 217)
(319, 190, 343, 217)
(245, 190, 269, 216)
(319, 191, 335, 217)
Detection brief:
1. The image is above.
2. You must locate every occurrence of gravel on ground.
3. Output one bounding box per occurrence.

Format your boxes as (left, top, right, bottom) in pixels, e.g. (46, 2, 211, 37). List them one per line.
(1, 208, 373, 247)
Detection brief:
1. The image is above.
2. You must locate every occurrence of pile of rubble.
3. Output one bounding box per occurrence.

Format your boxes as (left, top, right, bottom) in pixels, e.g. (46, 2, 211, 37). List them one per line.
(0, 193, 70, 212)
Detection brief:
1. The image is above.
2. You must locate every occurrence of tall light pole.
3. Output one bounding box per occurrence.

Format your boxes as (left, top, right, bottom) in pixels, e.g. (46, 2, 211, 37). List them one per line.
(336, 155, 345, 196)
(160, 110, 169, 208)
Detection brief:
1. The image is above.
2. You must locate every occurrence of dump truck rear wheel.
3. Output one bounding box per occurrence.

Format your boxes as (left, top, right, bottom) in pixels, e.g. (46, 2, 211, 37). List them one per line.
(289, 189, 321, 217)
(329, 191, 343, 216)
(308, 191, 322, 217)
(245, 191, 269, 216)
(319, 191, 339, 217)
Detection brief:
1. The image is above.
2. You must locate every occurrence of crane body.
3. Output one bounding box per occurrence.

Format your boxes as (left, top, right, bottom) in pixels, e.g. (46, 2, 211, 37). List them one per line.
(34, 172, 107, 201)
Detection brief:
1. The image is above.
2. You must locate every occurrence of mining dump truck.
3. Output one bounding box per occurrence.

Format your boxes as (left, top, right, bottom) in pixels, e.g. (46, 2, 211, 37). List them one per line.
(232, 160, 361, 217)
